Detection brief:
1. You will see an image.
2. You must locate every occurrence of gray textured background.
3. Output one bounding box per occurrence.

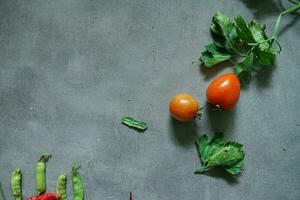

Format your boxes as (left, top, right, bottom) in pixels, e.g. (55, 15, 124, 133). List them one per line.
(0, 0, 299, 199)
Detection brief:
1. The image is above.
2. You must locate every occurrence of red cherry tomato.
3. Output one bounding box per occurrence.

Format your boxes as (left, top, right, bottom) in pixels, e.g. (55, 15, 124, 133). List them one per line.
(206, 73, 240, 111)
(169, 94, 201, 122)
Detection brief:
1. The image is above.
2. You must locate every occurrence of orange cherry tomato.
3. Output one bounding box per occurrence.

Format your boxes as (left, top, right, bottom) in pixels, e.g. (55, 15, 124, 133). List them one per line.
(206, 73, 240, 111)
(169, 93, 201, 122)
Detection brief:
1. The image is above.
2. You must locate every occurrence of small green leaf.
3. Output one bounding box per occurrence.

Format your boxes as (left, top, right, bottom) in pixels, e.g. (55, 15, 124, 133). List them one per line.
(200, 54, 232, 68)
(255, 48, 276, 66)
(226, 23, 238, 44)
(204, 133, 225, 165)
(210, 12, 231, 36)
(196, 134, 224, 165)
(235, 16, 255, 43)
(247, 19, 278, 66)
(233, 52, 254, 82)
(195, 133, 245, 176)
(122, 116, 148, 131)
(211, 12, 234, 37)
(211, 20, 222, 36)
(210, 132, 224, 145)
(206, 141, 245, 168)
(205, 43, 220, 54)
(200, 44, 232, 67)
(225, 159, 244, 175)
(248, 20, 270, 50)
(196, 135, 209, 161)
(210, 12, 238, 50)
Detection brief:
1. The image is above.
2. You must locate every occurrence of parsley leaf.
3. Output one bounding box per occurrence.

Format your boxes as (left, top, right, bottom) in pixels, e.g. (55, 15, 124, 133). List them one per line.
(199, 44, 232, 67)
(122, 116, 148, 131)
(195, 133, 245, 175)
(225, 159, 244, 175)
(210, 12, 232, 36)
(210, 12, 238, 51)
(233, 52, 254, 82)
(255, 48, 276, 66)
(201, 14, 279, 82)
(248, 20, 270, 50)
(235, 16, 255, 43)
(200, 3, 300, 83)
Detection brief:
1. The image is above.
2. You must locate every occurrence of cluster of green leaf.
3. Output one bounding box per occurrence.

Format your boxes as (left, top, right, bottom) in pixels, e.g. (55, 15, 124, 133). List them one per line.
(200, 12, 280, 82)
(195, 133, 245, 175)
(200, 0, 300, 82)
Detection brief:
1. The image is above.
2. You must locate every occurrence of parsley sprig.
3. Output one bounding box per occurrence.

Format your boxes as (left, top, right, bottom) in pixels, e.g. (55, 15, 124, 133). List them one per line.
(200, 1, 300, 82)
(195, 133, 245, 175)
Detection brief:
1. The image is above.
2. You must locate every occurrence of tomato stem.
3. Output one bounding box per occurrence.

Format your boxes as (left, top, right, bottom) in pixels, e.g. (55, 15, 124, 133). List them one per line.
(195, 107, 203, 120)
(208, 104, 223, 111)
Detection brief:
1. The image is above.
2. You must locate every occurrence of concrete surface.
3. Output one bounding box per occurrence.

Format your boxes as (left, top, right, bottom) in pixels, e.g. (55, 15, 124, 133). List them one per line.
(0, 0, 299, 199)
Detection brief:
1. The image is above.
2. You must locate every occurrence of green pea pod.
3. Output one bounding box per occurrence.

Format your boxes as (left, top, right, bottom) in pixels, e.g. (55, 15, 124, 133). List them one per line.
(35, 154, 51, 194)
(0, 179, 7, 200)
(11, 169, 22, 200)
(72, 165, 84, 200)
(56, 173, 67, 200)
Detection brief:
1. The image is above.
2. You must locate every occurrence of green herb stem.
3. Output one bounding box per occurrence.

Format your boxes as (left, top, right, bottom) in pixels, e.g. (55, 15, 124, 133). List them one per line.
(272, 37, 282, 52)
(272, 3, 300, 42)
(288, 0, 299, 5)
(250, 2, 299, 52)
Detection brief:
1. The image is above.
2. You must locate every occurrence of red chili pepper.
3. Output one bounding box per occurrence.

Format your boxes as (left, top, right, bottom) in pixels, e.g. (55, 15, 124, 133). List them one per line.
(129, 192, 132, 200)
(27, 193, 61, 200)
